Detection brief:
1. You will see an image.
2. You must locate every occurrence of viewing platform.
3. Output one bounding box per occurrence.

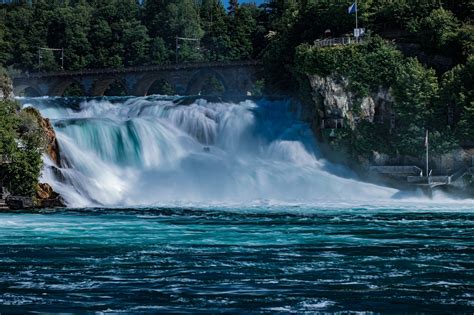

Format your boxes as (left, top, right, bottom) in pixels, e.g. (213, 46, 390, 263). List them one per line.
(313, 36, 366, 48)
(369, 165, 471, 195)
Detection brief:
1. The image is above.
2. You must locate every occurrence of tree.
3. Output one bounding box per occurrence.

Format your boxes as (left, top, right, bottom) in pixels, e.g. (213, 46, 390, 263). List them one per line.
(226, 3, 257, 60)
(414, 8, 460, 53)
(155, 0, 204, 62)
(47, 4, 92, 70)
(440, 56, 474, 142)
(149, 37, 171, 65)
(87, 0, 150, 68)
(392, 58, 439, 155)
(200, 0, 230, 61)
(143, 0, 168, 38)
(227, 0, 239, 16)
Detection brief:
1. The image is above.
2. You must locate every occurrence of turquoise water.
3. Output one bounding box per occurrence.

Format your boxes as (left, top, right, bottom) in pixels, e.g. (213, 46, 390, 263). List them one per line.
(1, 204, 473, 313)
(9, 96, 473, 312)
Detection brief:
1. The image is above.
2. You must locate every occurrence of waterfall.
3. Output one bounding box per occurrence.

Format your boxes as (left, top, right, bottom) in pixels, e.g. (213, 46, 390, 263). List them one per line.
(23, 96, 396, 207)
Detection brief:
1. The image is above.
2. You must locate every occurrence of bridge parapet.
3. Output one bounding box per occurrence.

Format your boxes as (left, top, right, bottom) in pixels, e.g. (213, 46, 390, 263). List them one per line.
(12, 60, 263, 97)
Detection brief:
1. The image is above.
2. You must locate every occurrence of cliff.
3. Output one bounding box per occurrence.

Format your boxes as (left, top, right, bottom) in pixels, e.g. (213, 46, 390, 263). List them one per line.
(23, 107, 61, 166)
(307, 74, 394, 129)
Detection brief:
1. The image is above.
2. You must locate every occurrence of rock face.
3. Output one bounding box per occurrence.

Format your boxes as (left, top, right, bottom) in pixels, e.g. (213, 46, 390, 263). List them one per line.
(36, 183, 65, 208)
(307, 74, 394, 128)
(22, 108, 64, 208)
(23, 107, 61, 166)
(0, 74, 14, 100)
(6, 196, 34, 210)
(40, 116, 61, 166)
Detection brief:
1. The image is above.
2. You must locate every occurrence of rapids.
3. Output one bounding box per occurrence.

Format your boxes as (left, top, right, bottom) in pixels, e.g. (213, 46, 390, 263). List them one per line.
(22, 96, 399, 207)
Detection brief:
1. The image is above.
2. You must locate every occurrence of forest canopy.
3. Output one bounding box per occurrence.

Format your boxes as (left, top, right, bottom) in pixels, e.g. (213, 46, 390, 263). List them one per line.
(0, 0, 471, 73)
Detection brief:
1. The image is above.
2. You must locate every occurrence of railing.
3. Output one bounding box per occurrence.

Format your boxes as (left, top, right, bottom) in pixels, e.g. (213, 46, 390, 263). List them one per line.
(313, 36, 365, 48)
(370, 165, 422, 176)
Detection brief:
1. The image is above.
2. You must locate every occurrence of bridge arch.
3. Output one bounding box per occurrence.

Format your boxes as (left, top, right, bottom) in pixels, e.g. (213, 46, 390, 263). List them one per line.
(92, 77, 129, 96)
(134, 75, 175, 96)
(49, 79, 86, 97)
(185, 69, 228, 95)
(14, 84, 42, 97)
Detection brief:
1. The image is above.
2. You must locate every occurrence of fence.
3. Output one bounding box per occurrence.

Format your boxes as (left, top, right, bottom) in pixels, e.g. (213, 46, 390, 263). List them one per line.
(313, 37, 365, 48)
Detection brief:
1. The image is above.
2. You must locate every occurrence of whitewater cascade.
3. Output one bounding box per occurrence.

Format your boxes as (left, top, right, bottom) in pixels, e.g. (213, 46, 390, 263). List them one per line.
(23, 96, 396, 207)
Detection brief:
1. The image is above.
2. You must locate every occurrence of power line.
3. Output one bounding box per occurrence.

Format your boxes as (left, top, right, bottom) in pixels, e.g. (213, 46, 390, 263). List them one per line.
(175, 37, 200, 64)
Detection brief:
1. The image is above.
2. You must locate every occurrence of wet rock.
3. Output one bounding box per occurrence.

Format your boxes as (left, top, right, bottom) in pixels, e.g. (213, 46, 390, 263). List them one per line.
(36, 183, 66, 208)
(36, 183, 56, 199)
(6, 196, 34, 209)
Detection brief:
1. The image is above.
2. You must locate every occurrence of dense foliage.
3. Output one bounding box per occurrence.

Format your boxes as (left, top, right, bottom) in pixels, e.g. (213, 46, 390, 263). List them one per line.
(295, 37, 470, 158)
(0, 96, 44, 197)
(0, 0, 262, 71)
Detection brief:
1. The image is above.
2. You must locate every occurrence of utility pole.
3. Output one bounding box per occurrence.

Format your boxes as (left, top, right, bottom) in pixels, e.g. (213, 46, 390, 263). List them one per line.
(425, 129, 429, 178)
(355, 0, 359, 42)
(60, 48, 64, 70)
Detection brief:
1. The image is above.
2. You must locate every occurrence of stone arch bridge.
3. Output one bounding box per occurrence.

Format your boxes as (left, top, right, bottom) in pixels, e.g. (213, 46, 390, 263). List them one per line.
(12, 61, 263, 97)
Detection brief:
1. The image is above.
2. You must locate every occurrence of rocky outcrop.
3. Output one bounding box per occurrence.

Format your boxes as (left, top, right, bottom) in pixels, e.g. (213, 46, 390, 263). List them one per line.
(40, 116, 61, 166)
(36, 183, 65, 208)
(0, 73, 13, 100)
(23, 107, 61, 166)
(307, 74, 394, 128)
(6, 196, 34, 210)
(2, 184, 65, 210)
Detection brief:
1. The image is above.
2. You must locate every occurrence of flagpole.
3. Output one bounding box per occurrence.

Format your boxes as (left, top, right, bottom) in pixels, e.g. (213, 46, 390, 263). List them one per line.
(425, 130, 429, 179)
(355, 0, 358, 33)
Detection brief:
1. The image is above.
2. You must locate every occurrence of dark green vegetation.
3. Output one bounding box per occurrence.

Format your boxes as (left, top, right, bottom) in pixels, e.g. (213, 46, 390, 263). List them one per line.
(0, 73, 44, 197)
(0, 0, 261, 70)
(296, 38, 470, 158)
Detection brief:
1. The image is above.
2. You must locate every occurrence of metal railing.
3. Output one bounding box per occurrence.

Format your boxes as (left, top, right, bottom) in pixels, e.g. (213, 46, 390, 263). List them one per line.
(313, 36, 365, 48)
(370, 165, 422, 176)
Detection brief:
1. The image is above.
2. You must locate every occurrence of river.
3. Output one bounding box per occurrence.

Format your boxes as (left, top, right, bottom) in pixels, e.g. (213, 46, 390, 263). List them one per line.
(0, 96, 471, 313)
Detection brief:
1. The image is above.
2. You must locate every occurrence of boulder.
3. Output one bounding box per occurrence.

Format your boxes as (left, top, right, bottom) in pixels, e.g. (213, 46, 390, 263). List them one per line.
(36, 183, 65, 208)
(36, 183, 56, 199)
